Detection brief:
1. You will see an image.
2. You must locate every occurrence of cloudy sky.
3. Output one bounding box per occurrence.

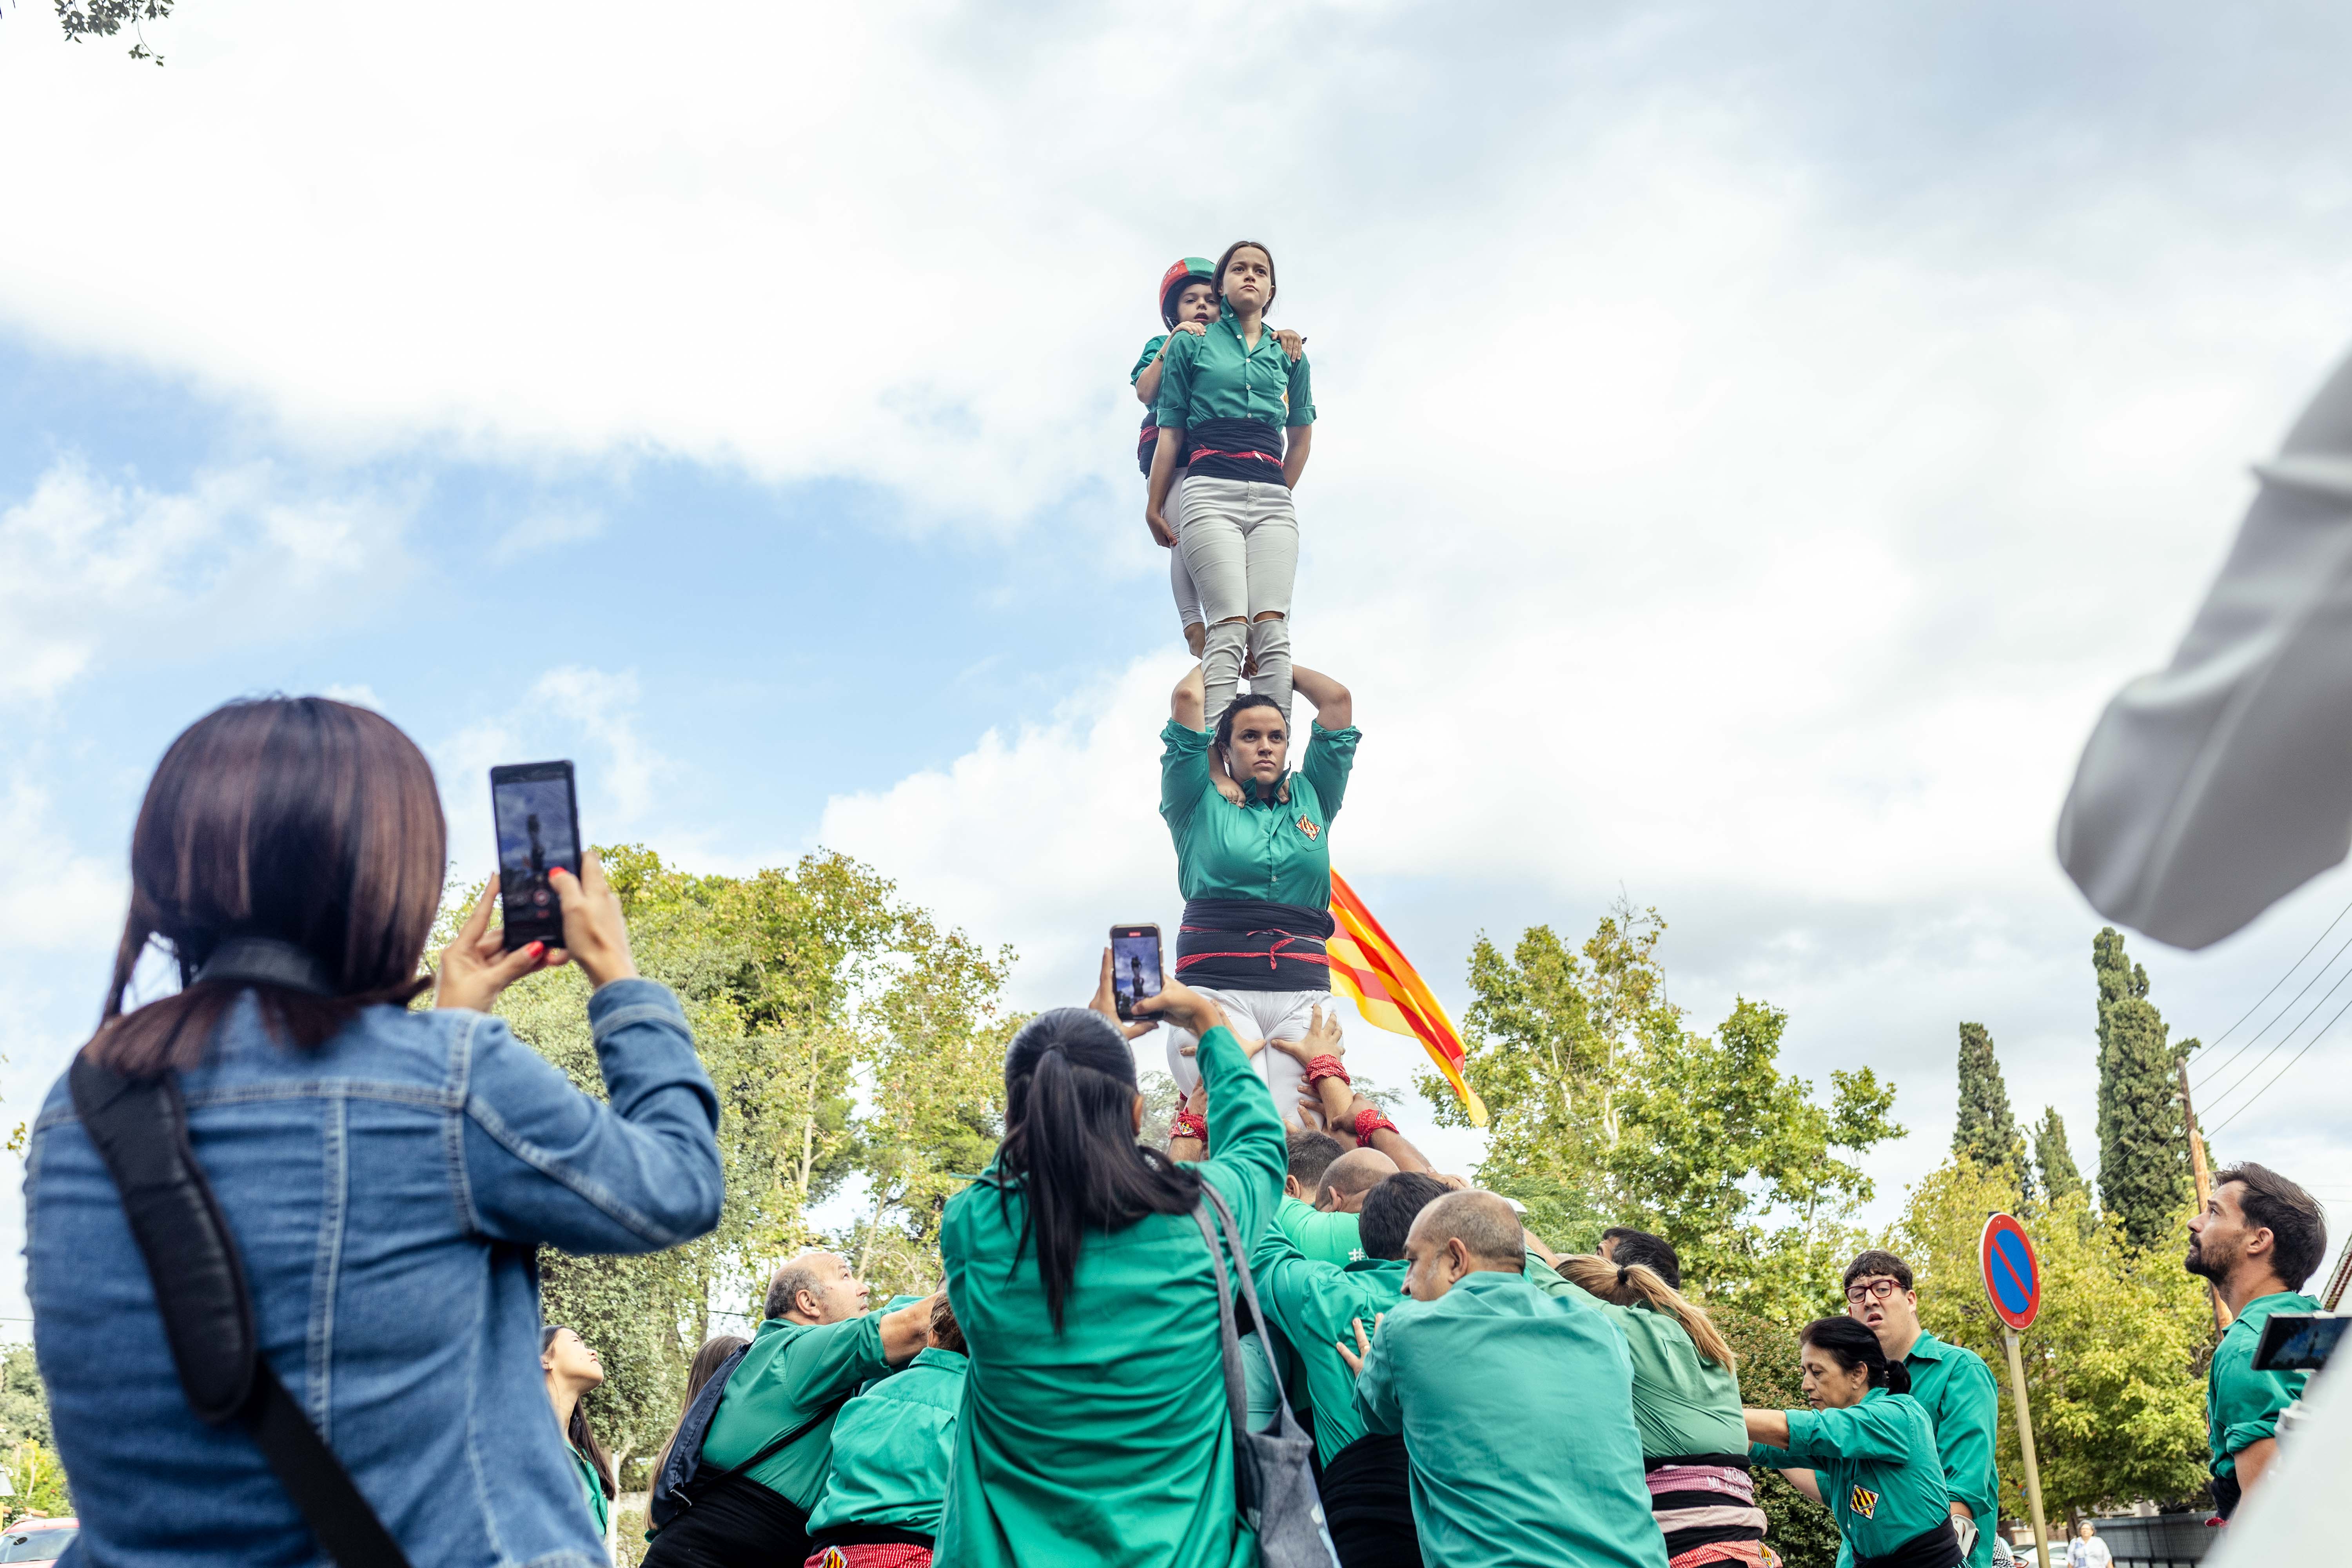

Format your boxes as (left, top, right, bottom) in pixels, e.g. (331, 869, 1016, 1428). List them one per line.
(7, 0, 2352, 1324)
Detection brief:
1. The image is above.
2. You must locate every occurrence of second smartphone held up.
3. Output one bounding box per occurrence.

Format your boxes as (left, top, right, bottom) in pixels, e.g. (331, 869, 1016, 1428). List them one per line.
(1111, 923, 1162, 1021)
(491, 760, 581, 950)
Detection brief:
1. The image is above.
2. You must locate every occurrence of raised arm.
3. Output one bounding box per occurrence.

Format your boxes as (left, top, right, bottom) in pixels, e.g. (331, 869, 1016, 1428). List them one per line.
(1291, 665, 1350, 731)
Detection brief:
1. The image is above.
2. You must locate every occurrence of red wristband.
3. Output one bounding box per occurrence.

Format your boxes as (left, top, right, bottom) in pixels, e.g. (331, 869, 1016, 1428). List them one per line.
(1306, 1054, 1350, 1087)
(1172, 1109, 1209, 1145)
(1354, 1107, 1397, 1144)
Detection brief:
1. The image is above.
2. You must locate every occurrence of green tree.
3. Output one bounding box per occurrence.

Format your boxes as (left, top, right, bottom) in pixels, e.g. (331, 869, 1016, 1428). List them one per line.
(2092, 929, 2195, 1251)
(2033, 1108, 2085, 1207)
(1428, 901, 1904, 1314)
(1888, 1160, 2213, 1521)
(475, 844, 1012, 1488)
(0, 1347, 51, 1455)
(2, 1440, 71, 1523)
(1953, 1023, 2031, 1198)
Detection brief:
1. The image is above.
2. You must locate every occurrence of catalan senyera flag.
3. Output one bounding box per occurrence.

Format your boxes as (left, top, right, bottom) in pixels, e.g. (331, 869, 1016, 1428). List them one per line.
(1327, 870, 1486, 1126)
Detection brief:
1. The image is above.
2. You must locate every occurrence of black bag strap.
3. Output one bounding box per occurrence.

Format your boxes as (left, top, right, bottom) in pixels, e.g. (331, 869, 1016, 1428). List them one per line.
(69, 1054, 414, 1568)
(707, 1396, 847, 1483)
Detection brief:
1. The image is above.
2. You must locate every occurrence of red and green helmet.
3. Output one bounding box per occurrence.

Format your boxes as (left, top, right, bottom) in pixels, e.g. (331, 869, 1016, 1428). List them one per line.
(1158, 257, 1217, 328)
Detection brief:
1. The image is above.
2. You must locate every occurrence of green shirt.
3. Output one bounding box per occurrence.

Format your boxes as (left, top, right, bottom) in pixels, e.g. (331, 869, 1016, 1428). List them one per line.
(2209, 1291, 2321, 1478)
(1355, 1270, 1666, 1568)
(1828, 1331, 2000, 1568)
(568, 1444, 609, 1538)
(806, 1347, 967, 1538)
(699, 1311, 891, 1511)
(1277, 1196, 1366, 1266)
(1754, 1389, 1953, 1559)
(1249, 1222, 1408, 1465)
(935, 1022, 1284, 1568)
(1522, 1255, 1747, 1459)
(1132, 333, 1169, 385)
(1160, 720, 1360, 906)
(1154, 312, 1316, 432)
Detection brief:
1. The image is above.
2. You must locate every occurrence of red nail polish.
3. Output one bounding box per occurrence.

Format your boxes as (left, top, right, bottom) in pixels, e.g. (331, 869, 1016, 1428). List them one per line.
(529, 942, 544, 956)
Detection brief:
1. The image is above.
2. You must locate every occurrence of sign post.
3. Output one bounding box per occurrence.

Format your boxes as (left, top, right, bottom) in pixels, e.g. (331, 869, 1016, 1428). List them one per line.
(1982, 1214, 2050, 1568)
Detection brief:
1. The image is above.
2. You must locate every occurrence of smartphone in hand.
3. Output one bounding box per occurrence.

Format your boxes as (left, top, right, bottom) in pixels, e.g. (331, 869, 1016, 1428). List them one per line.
(490, 761, 581, 951)
(1111, 923, 1162, 1021)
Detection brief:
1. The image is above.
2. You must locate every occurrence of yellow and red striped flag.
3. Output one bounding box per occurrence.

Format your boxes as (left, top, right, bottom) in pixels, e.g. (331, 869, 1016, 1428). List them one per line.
(1326, 870, 1486, 1126)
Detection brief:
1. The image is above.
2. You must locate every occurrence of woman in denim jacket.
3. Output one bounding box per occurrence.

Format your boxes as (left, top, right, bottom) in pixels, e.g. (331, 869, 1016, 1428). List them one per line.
(24, 696, 725, 1568)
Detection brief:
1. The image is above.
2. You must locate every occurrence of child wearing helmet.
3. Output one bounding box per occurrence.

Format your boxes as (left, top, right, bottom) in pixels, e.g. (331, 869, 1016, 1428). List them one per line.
(1130, 258, 1303, 662)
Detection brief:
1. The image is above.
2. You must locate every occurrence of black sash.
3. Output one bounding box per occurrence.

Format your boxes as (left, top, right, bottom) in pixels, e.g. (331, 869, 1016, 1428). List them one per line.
(1176, 898, 1334, 994)
(1319, 1433, 1419, 1568)
(1855, 1520, 1964, 1568)
(1182, 417, 1286, 484)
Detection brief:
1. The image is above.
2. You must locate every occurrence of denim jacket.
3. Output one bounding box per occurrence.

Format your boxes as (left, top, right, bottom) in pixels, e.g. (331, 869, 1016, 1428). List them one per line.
(25, 978, 724, 1568)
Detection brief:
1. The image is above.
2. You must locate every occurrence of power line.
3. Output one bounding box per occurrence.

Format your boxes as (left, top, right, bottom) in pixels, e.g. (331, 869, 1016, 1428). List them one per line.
(2194, 893, 2352, 1081)
(2194, 899, 2352, 1091)
(2207, 984, 2352, 1137)
(2199, 954, 2352, 1121)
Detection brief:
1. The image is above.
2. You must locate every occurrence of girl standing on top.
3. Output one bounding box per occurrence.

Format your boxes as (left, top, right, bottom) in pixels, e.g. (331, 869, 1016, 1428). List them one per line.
(1146, 240, 1316, 728)
(1746, 1318, 1962, 1568)
(1131, 257, 1303, 662)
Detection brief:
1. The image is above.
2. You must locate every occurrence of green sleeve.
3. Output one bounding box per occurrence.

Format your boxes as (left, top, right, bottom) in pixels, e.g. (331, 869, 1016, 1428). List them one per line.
(1354, 1318, 1403, 1436)
(1160, 719, 1212, 840)
(1932, 1353, 2001, 1523)
(2215, 1339, 2308, 1461)
(1784, 1400, 1908, 1465)
(1193, 1023, 1285, 1254)
(775, 1313, 889, 1406)
(1131, 334, 1169, 385)
(1254, 1210, 1308, 1275)
(1243, 1332, 1281, 1429)
(1286, 350, 1315, 427)
(1299, 723, 1359, 822)
(1154, 328, 1198, 428)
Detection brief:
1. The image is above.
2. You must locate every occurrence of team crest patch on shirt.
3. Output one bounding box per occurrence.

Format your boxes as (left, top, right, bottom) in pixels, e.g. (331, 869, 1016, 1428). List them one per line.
(1296, 814, 1320, 840)
(1848, 1485, 1879, 1519)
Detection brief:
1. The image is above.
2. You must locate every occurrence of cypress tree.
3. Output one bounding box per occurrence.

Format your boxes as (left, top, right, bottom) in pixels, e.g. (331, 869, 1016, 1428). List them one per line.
(1953, 1022, 2032, 1196)
(2033, 1107, 2085, 1204)
(2093, 927, 2193, 1250)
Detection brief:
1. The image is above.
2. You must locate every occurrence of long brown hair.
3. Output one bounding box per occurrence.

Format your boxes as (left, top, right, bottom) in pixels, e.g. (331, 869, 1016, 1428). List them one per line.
(87, 698, 445, 1076)
(542, 1325, 615, 1500)
(653, 1332, 749, 1480)
(1559, 1255, 1735, 1369)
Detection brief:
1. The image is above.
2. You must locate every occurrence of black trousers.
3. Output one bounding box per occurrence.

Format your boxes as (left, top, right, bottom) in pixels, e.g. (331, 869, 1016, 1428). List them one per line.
(1320, 1433, 1422, 1568)
(641, 1471, 814, 1568)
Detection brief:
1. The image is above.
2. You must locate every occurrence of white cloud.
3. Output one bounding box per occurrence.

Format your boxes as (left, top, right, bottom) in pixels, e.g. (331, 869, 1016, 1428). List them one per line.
(491, 510, 604, 566)
(0, 456, 413, 705)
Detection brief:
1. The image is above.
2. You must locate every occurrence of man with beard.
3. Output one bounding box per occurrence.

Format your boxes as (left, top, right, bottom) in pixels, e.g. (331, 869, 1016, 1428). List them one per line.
(2186, 1162, 2329, 1518)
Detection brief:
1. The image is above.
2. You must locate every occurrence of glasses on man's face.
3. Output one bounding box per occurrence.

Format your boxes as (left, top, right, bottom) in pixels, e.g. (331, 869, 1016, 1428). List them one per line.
(1845, 1278, 1903, 1304)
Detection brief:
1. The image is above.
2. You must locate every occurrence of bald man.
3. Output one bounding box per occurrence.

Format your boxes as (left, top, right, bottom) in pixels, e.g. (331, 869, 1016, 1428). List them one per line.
(1279, 1145, 1398, 1265)
(1344, 1192, 1666, 1568)
(645, 1251, 933, 1568)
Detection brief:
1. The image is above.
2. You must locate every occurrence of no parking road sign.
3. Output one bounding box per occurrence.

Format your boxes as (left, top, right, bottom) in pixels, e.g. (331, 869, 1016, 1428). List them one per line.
(1980, 1212, 2041, 1331)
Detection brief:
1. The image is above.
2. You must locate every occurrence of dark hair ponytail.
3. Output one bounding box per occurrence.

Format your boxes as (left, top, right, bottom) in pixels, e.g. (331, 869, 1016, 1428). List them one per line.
(1800, 1316, 1911, 1395)
(999, 1007, 1199, 1331)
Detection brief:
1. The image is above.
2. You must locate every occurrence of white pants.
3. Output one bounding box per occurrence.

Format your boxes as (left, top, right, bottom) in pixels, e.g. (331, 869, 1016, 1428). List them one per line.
(1167, 472, 1204, 632)
(1165, 985, 1330, 1128)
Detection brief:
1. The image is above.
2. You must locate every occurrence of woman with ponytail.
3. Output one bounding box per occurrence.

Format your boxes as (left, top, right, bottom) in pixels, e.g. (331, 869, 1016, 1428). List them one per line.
(1744, 1318, 1962, 1568)
(1523, 1243, 1764, 1567)
(935, 950, 1285, 1568)
(26, 696, 724, 1568)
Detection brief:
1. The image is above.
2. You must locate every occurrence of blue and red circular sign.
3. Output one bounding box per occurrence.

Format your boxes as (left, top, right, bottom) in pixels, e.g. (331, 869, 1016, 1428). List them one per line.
(1979, 1213, 2041, 1331)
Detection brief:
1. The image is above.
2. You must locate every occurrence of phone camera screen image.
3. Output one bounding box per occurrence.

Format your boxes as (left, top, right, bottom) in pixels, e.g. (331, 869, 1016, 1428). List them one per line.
(1112, 927, 1162, 1020)
(491, 762, 580, 949)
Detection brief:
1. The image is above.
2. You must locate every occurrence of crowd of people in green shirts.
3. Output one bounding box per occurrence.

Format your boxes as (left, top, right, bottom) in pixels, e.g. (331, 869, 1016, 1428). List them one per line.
(514, 249, 2336, 1568)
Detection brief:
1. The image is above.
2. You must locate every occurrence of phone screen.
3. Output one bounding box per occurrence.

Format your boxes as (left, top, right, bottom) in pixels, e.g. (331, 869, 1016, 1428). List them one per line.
(1111, 924, 1162, 1021)
(491, 761, 581, 951)
(2254, 1311, 2347, 1372)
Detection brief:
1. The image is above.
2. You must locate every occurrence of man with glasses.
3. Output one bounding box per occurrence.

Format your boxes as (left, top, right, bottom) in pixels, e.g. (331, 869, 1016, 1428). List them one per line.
(1818, 1249, 2000, 1568)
